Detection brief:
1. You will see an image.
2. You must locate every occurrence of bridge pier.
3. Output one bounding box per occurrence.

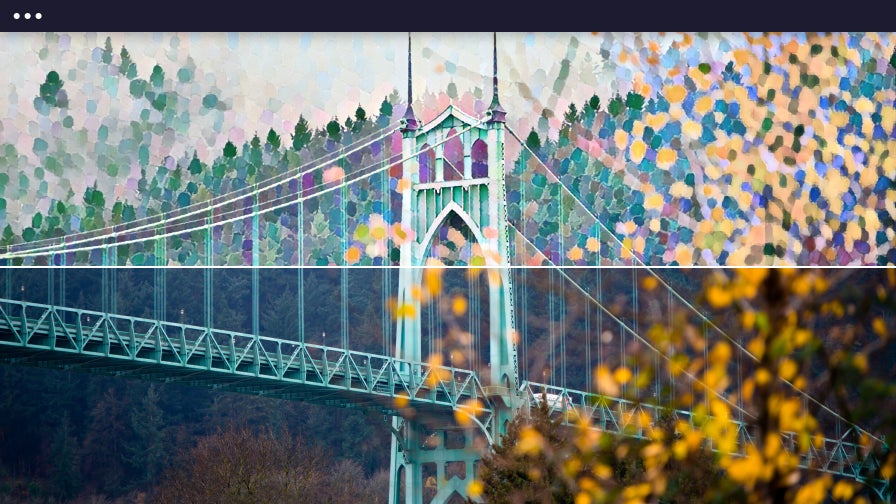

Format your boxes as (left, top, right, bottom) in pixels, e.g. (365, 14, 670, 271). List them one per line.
(389, 418, 483, 503)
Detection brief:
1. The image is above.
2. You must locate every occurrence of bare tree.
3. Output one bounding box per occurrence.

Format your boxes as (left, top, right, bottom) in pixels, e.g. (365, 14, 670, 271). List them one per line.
(154, 424, 326, 504)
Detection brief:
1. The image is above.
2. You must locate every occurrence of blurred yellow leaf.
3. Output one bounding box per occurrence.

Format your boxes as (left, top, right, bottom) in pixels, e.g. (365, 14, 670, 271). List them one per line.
(343, 246, 361, 264)
(790, 273, 812, 296)
(594, 365, 621, 396)
(451, 295, 468, 316)
(641, 275, 659, 291)
(755, 368, 772, 386)
(872, 317, 887, 337)
(574, 492, 592, 504)
(516, 426, 544, 456)
(706, 284, 733, 308)
(593, 463, 613, 480)
(881, 452, 896, 479)
(394, 302, 417, 319)
(585, 236, 600, 253)
(672, 440, 688, 460)
(793, 475, 831, 504)
(779, 358, 798, 381)
(853, 353, 868, 374)
(832, 480, 855, 501)
(710, 341, 732, 366)
(723, 447, 764, 488)
(614, 366, 633, 385)
(793, 329, 812, 347)
(466, 479, 484, 499)
(423, 262, 443, 297)
(370, 223, 387, 240)
(622, 482, 651, 502)
(736, 268, 768, 286)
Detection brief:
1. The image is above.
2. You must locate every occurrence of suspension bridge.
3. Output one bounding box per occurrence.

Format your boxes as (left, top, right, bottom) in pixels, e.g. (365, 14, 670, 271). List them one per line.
(0, 36, 892, 503)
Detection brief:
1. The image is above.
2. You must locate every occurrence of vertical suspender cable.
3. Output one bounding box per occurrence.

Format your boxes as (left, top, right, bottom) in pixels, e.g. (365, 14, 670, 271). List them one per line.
(521, 267, 528, 384)
(668, 286, 673, 403)
(435, 280, 441, 360)
(549, 268, 555, 387)
(341, 268, 349, 350)
(298, 184, 304, 344)
(102, 244, 107, 314)
(474, 272, 480, 372)
(47, 267, 53, 308)
(154, 228, 167, 321)
(519, 151, 528, 385)
(340, 147, 349, 351)
(560, 269, 566, 390)
(381, 137, 390, 356)
(382, 267, 389, 355)
(111, 263, 117, 314)
(596, 264, 602, 383)
(558, 179, 564, 390)
(585, 270, 591, 392)
(427, 274, 434, 359)
(252, 191, 260, 338)
(464, 270, 476, 369)
(205, 205, 214, 330)
(632, 267, 638, 400)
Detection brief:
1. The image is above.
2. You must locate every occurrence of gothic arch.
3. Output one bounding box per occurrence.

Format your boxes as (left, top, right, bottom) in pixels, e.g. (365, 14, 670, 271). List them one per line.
(418, 201, 487, 265)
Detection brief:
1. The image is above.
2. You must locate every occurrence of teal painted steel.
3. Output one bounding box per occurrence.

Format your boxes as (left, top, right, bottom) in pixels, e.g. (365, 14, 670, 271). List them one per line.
(389, 96, 521, 502)
(0, 101, 890, 504)
(0, 298, 495, 426)
(520, 381, 892, 502)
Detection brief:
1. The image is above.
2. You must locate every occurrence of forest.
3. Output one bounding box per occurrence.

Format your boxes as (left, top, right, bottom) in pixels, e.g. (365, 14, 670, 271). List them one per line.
(0, 33, 895, 502)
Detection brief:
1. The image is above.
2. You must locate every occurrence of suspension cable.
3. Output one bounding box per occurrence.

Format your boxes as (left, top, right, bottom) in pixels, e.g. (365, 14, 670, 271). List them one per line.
(511, 226, 755, 421)
(505, 126, 884, 444)
(7, 122, 484, 262)
(5, 123, 402, 258)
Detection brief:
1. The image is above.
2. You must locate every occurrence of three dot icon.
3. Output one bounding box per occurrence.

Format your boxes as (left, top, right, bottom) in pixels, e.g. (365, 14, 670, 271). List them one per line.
(13, 12, 42, 19)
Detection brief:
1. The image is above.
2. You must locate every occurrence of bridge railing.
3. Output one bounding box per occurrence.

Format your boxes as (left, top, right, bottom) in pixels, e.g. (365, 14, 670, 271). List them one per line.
(0, 298, 494, 420)
(520, 381, 887, 491)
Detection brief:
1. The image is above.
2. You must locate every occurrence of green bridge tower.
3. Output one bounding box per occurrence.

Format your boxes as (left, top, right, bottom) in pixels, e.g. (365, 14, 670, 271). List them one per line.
(388, 33, 519, 503)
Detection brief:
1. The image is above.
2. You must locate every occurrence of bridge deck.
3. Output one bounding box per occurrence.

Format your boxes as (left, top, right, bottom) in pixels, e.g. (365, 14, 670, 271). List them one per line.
(0, 298, 889, 500)
(520, 382, 890, 496)
(0, 299, 494, 425)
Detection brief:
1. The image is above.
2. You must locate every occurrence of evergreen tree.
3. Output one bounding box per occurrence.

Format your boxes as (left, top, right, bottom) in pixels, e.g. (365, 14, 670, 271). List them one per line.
(625, 90, 645, 111)
(102, 36, 114, 64)
(525, 129, 542, 152)
(38, 70, 64, 107)
(266, 127, 281, 149)
(608, 93, 625, 117)
(188, 151, 203, 175)
(354, 105, 367, 123)
(326, 118, 342, 142)
(292, 115, 312, 151)
(82, 386, 131, 494)
(223, 140, 237, 158)
(563, 103, 579, 124)
(120, 46, 137, 78)
(49, 412, 83, 500)
(150, 64, 165, 88)
(125, 385, 169, 487)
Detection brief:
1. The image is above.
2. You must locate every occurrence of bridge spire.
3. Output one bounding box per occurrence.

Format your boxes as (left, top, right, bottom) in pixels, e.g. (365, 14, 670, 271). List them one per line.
(487, 32, 506, 123)
(401, 32, 419, 132)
